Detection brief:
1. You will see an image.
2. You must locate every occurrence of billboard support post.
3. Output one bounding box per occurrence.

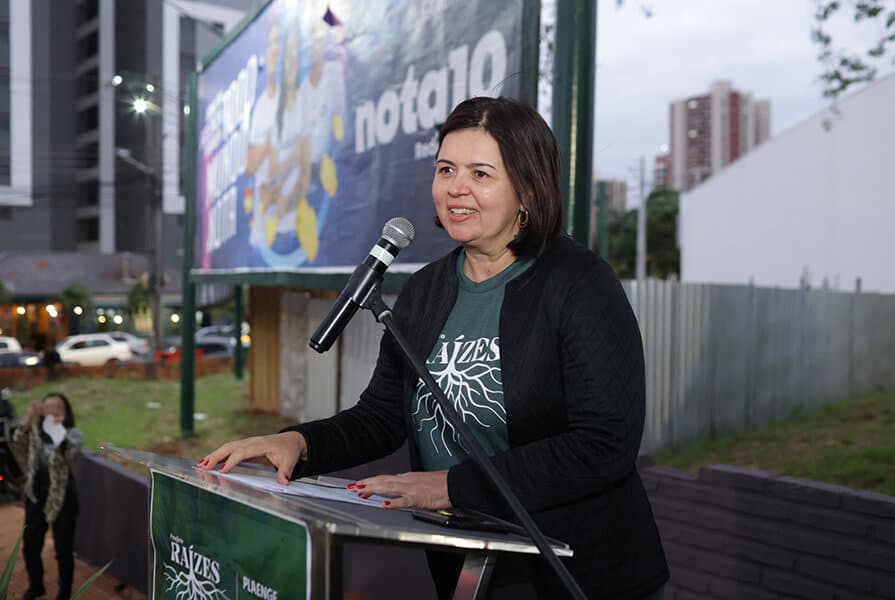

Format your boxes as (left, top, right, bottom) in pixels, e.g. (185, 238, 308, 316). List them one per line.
(234, 284, 245, 380)
(180, 73, 198, 438)
(552, 0, 596, 245)
(520, 0, 542, 107)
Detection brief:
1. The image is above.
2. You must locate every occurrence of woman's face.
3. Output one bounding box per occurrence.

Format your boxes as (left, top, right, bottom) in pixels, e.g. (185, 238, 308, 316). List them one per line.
(432, 128, 521, 255)
(43, 395, 65, 424)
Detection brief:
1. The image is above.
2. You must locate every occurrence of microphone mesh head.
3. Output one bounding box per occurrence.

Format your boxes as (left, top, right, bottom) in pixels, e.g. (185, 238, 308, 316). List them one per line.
(382, 217, 415, 249)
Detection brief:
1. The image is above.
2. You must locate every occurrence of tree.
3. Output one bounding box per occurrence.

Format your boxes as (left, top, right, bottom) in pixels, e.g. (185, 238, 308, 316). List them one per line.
(607, 208, 637, 279)
(125, 282, 151, 320)
(813, 0, 895, 99)
(644, 189, 680, 279)
(56, 284, 93, 316)
(0, 280, 10, 304)
(606, 189, 680, 280)
(55, 285, 93, 337)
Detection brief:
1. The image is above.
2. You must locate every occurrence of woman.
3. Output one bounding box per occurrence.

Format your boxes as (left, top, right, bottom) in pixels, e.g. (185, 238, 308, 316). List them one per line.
(10, 393, 83, 600)
(202, 97, 668, 599)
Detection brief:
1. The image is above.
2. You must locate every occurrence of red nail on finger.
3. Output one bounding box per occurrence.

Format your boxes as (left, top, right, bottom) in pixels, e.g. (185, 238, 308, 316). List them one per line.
(383, 501, 391, 506)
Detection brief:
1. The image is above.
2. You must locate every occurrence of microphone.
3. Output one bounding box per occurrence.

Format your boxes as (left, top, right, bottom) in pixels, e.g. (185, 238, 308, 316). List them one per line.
(309, 217, 415, 353)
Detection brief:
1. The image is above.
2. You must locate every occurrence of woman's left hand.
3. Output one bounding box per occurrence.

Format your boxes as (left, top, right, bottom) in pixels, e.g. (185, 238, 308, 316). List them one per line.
(349, 470, 451, 510)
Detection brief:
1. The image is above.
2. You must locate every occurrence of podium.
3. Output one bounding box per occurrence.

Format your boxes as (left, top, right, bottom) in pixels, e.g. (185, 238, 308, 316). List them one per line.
(104, 446, 572, 600)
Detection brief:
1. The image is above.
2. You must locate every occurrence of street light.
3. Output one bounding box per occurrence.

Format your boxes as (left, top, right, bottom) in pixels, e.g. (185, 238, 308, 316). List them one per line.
(111, 73, 177, 376)
(115, 146, 164, 357)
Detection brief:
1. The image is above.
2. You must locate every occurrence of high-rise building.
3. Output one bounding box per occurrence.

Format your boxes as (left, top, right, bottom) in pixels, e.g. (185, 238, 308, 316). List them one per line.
(669, 80, 771, 191)
(0, 0, 246, 268)
(653, 153, 670, 190)
(599, 179, 628, 213)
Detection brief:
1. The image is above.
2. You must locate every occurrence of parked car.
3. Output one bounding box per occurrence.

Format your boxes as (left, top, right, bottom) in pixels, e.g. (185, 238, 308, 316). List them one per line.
(196, 337, 238, 358)
(0, 354, 20, 368)
(108, 332, 151, 356)
(157, 336, 235, 361)
(56, 333, 133, 366)
(0, 351, 39, 368)
(0, 336, 23, 355)
(196, 322, 251, 348)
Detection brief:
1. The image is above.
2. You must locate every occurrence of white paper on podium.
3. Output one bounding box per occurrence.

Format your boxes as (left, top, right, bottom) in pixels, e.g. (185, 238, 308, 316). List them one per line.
(211, 471, 396, 509)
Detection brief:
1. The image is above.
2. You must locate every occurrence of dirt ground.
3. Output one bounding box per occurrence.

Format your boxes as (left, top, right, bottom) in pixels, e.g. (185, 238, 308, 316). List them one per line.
(0, 501, 147, 600)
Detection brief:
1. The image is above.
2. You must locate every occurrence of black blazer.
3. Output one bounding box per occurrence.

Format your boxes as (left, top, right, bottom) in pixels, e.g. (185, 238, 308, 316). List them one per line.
(287, 235, 668, 598)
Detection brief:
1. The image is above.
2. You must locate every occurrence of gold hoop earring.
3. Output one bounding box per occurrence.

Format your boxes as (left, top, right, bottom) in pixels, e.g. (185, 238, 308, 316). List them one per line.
(518, 207, 530, 228)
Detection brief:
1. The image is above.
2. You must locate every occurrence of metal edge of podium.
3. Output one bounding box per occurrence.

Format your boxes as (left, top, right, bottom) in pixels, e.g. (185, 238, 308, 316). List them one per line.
(102, 445, 573, 599)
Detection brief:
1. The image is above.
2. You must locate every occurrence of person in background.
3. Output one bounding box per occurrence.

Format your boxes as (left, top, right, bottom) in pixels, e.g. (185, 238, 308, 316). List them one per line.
(201, 97, 668, 599)
(41, 344, 62, 382)
(9, 393, 82, 600)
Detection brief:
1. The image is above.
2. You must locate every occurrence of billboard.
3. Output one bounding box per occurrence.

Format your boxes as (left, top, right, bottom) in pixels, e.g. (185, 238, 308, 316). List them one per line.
(195, 0, 524, 272)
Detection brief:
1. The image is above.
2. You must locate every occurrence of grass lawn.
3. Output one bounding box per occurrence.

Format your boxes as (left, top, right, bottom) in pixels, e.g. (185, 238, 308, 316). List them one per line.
(9, 376, 893, 496)
(653, 387, 895, 496)
(9, 373, 294, 461)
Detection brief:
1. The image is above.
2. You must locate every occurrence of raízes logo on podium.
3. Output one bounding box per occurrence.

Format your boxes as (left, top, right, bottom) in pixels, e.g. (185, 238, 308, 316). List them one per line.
(161, 532, 281, 600)
(150, 471, 310, 599)
(163, 534, 226, 598)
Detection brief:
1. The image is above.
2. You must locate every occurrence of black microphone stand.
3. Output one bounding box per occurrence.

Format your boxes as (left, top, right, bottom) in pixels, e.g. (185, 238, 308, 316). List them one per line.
(361, 283, 588, 600)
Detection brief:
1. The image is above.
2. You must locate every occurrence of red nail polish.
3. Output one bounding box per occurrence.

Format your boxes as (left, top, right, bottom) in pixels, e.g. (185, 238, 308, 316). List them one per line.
(384, 501, 391, 506)
(356, 484, 366, 490)
(347, 483, 357, 489)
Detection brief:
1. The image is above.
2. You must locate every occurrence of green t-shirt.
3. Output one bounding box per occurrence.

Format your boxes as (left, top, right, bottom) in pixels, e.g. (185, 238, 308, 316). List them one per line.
(413, 252, 532, 471)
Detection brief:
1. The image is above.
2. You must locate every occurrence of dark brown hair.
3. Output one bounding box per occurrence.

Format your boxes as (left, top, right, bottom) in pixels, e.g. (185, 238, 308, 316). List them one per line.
(44, 392, 75, 428)
(436, 96, 563, 258)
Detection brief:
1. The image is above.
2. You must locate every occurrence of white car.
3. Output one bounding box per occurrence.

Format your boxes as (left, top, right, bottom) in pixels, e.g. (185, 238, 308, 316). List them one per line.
(57, 333, 133, 366)
(196, 322, 251, 348)
(108, 332, 151, 356)
(0, 336, 23, 354)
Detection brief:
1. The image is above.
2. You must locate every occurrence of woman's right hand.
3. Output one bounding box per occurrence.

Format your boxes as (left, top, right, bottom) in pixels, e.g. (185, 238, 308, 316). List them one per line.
(26, 401, 44, 422)
(198, 431, 307, 485)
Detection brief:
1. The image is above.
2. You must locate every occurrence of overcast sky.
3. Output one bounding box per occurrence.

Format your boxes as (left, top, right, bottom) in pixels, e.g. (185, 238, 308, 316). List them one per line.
(592, 0, 892, 205)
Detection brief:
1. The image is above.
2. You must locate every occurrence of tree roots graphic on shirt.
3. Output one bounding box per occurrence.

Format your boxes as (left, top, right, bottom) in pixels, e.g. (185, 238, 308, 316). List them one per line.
(413, 345, 506, 456)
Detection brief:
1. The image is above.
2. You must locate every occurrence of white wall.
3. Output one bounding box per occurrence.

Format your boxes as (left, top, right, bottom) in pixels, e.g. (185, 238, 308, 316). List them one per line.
(680, 74, 895, 293)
